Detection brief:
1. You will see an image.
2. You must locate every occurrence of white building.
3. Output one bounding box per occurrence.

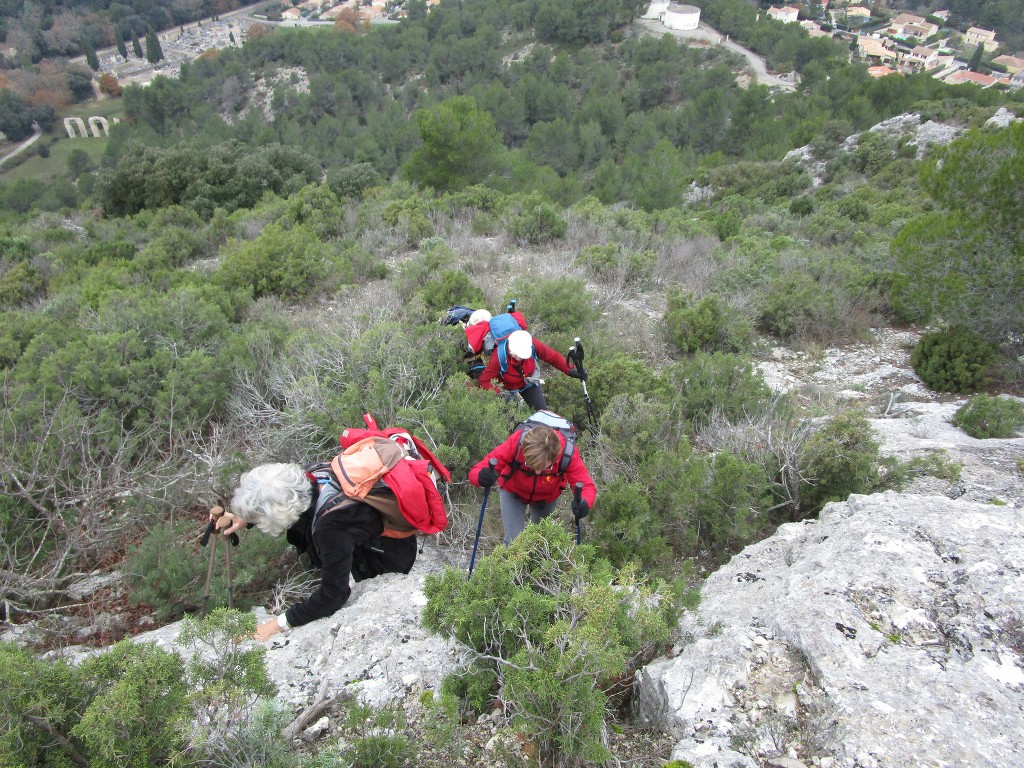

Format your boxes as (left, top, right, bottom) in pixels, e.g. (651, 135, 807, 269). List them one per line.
(767, 6, 800, 24)
(663, 4, 701, 31)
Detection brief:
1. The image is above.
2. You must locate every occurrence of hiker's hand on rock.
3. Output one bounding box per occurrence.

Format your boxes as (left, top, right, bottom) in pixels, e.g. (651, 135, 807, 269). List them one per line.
(256, 618, 282, 642)
(216, 511, 247, 536)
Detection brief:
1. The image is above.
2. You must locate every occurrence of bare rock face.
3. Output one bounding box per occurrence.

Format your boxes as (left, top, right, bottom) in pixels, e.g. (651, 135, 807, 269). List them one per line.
(128, 544, 458, 711)
(634, 492, 1024, 768)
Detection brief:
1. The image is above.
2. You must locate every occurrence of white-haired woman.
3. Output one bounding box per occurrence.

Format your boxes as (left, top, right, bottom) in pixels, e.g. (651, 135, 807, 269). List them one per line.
(214, 462, 416, 641)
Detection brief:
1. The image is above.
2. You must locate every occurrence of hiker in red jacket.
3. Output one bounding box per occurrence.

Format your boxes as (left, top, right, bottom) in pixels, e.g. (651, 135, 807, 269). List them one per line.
(477, 329, 584, 410)
(469, 422, 597, 544)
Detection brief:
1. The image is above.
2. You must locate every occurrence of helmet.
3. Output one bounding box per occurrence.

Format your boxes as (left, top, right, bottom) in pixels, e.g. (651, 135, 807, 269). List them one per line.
(468, 309, 492, 326)
(507, 330, 533, 360)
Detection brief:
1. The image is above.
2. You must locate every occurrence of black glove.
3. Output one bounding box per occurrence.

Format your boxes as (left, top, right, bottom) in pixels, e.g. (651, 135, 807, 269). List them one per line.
(572, 498, 589, 520)
(478, 467, 499, 488)
(568, 367, 585, 379)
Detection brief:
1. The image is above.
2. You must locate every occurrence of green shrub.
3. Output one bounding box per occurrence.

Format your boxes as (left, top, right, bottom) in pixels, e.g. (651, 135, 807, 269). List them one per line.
(789, 196, 815, 216)
(668, 353, 773, 430)
(510, 276, 601, 335)
(338, 700, 415, 768)
(759, 271, 835, 341)
(663, 289, 751, 354)
(799, 411, 881, 515)
(73, 641, 190, 768)
(423, 521, 677, 767)
(327, 162, 384, 199)
(952, 395, 1024, 439)
(502, 193, 567, 245)
(911, 327, 995, 393)
(216, 223, 338, 301)
(126, 519, 290, 621)
(541, 350, 669, 428)
(0, 261, 47, 307)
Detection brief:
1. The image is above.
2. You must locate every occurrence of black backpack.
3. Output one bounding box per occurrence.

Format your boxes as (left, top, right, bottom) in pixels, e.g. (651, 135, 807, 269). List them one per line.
(508, 410, 577, 475)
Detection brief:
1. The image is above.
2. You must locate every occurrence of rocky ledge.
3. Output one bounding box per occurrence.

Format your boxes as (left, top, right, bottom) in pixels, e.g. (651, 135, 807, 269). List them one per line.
(634, 492, 1024, 768)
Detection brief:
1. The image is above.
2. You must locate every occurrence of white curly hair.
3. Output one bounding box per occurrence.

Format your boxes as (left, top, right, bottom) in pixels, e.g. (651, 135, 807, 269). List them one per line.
(230, 463, 312, 537)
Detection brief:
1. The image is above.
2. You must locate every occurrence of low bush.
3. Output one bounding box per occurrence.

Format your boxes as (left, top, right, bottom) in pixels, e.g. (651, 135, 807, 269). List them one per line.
(502, 193, 567, 245)
(423, 520, 677, 767)
(952, 395, 1024, 439)
(911, 327, 995, 393)
(663, 288, 751, 354)
(126, 519, 291, 621)
(0, 639, 190, 767)
(798, 411, 881, 515)
(668, 352, 773, 430)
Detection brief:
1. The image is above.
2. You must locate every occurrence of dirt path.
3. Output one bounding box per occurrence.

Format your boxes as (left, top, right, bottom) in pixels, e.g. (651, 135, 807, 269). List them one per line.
(635, 18, 798, 90)
(0, 122, 42, 168)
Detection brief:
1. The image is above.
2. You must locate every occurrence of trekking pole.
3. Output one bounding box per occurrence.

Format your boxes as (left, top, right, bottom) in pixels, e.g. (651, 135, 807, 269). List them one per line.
(468, 459, 498, 579)
(200, 519, 218, 618)
(572, 482, 584, 545)
(568, 338, 597, 428)
(224, 534, 234, 609)
(200, 506, 240, 616)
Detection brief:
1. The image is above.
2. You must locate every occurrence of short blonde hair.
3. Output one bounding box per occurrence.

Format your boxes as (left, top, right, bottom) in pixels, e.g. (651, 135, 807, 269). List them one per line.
(230, 463, 312, 536)
(521, 426, 561, 472)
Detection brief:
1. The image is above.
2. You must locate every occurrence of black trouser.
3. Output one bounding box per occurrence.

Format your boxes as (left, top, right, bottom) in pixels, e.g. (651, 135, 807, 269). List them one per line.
(518, 382, 547, 410)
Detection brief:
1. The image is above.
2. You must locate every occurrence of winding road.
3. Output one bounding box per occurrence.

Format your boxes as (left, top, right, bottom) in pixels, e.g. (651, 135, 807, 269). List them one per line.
(0, 122, 42, 169)
(636, 17, 799, 91)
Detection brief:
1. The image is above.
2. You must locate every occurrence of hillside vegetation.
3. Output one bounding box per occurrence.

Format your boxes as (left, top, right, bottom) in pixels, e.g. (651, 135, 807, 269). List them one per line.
(1, 1, 1022, 766)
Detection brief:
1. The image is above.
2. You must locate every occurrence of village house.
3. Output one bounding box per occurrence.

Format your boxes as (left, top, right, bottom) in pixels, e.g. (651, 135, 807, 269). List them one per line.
(868, 65, 898, 77)
(887, 13, 938, 39)
(281, 7, 302, 21)
(992, 54, 1024, 74)
(800, 20, 832, 38)
(964, 26, 999, 52)
(901, 45, 940, 71)
(945, 69, 997, 87)
(857, 36, 897, 64)
(766, 6, 800, 23)
(834, 6, 871, 24)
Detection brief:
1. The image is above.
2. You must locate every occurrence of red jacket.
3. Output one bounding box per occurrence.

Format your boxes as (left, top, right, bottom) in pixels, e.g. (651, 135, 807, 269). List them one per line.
(469, 431, 597, 507)
(478, 337, 571, 392)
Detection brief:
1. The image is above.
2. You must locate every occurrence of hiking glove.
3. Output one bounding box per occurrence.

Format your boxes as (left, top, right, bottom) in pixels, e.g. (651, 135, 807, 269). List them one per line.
(567, 367, 585, 379)
(478, 467, 499, 488)
(573, 499, 589, 520)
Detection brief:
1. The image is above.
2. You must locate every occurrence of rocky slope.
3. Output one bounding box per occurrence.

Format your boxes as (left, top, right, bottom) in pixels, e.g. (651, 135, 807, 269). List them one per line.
(100, 325, 1023, 768)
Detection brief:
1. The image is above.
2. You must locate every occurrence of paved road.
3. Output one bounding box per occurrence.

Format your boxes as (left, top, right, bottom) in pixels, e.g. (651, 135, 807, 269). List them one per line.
(636, 18, 798, 90)
(0, 122, 42, 168)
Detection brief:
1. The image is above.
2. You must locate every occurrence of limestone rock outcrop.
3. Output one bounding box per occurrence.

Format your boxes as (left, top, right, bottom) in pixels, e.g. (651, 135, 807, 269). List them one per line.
(634, 492, 1024, 768)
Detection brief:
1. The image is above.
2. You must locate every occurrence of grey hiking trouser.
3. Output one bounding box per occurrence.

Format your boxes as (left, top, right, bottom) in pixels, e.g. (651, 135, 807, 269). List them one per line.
(499, 488, 558, 544)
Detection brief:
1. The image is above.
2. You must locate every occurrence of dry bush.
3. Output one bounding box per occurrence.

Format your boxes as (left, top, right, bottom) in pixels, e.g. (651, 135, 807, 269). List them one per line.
(652, 235, 721, 294)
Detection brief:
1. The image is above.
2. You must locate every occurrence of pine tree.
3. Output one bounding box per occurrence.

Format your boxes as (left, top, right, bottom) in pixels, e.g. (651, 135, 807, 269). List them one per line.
(132, 30, 143, 58)
(145, 28, 163, 64)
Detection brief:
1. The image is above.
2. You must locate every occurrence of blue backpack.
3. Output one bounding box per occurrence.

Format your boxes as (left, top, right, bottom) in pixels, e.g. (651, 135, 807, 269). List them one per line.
(489, 313, 536, 374)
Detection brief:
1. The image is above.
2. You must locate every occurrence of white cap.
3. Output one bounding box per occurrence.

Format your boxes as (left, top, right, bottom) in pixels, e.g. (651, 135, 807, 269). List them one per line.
(468, 309, 492, 326)
(507, 330, 533, 360)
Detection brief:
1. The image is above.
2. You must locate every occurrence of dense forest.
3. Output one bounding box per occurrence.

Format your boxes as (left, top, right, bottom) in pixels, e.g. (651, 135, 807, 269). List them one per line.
(0, 0, 244, 62)
(1, 0, 1023, 765)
